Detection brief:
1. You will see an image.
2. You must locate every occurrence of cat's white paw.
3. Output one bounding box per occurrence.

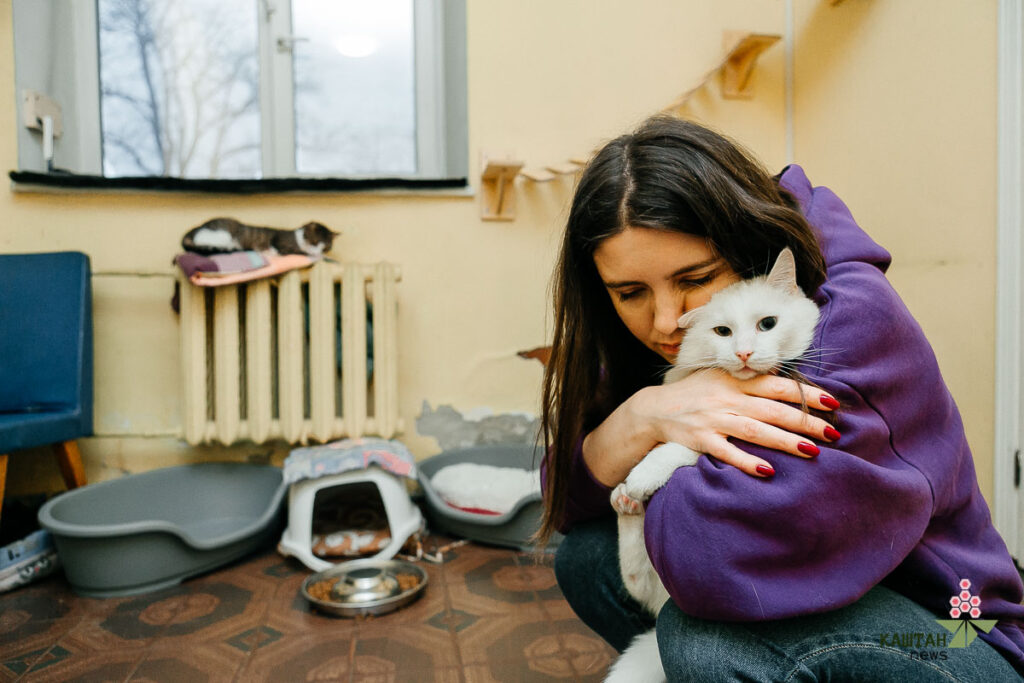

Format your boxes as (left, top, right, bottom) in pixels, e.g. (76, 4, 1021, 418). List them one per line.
(610, 483, 644, 515)
(622, 442, 699, 502)
(622, 468, 668, 504)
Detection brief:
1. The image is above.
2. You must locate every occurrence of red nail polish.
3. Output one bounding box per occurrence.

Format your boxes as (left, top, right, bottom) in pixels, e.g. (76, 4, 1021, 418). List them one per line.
(824, 426, 841, 442)
(798, 442, 820, 457)
(821, 395, 840, 410)
(756, 464, 775, 477)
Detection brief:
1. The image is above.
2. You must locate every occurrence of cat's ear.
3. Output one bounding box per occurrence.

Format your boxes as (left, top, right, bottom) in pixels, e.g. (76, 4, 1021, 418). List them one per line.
(309, 221, 340, 237)
(677, 308, 701, 330)
(765, 247, 800, 293)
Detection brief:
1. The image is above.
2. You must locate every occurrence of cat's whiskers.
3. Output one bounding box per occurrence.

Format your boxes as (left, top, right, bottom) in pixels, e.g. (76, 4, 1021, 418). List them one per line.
(781, 356, 851, 372)
(673, 355, 722, 371)
(806, 350, 846, 359)
(795, 349, 848, 365)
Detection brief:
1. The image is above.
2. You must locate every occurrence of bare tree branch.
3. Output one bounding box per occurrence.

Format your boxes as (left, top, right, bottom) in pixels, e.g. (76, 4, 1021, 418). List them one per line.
(99, 0, 262, 178)
(106, 136, 160, 175)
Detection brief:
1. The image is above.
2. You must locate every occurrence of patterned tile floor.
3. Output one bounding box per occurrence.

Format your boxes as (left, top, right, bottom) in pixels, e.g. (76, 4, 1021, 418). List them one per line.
(0, 535, 616, 682)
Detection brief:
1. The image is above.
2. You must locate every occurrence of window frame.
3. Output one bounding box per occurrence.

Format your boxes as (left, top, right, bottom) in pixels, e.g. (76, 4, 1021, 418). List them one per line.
(11, 0, 468, 189)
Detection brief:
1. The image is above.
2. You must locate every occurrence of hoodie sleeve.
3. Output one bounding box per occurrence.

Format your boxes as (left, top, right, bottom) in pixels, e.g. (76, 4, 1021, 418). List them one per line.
(541, 435, 615, 534)
(643, 257, 940, 621)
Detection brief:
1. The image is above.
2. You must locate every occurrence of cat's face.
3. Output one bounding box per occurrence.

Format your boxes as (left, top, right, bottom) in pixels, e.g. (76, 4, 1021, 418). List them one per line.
(299, 222, 339, 255)
(674, 248, 819, 379)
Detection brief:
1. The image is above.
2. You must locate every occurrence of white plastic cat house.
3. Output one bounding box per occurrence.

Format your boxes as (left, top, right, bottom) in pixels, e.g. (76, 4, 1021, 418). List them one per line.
(277, 439, 423, 572)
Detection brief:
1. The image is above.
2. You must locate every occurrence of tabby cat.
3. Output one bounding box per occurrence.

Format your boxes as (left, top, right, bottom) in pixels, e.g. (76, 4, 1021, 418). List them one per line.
(181, 217, 337, 256)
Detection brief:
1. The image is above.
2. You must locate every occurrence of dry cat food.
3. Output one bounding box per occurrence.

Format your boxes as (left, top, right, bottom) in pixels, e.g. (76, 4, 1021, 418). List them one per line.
(395, 572, 420, 592)
(305, 572, 422, 603)
(306, 577, 340, 602)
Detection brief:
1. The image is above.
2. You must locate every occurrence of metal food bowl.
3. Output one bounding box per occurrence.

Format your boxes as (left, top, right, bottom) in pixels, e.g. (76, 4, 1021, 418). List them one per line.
(300, 558, 427, 617)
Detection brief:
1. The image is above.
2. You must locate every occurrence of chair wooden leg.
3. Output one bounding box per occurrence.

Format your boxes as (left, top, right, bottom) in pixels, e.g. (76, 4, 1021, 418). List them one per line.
(53, 440, 87, 490)
(0, 454, 8, 527)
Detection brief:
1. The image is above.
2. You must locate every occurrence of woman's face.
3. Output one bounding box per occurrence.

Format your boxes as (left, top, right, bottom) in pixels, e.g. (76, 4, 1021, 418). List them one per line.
(592, 227, 740, 362)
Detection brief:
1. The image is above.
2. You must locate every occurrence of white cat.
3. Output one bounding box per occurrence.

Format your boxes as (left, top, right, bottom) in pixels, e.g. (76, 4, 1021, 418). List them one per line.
(604, 248, 820, 683)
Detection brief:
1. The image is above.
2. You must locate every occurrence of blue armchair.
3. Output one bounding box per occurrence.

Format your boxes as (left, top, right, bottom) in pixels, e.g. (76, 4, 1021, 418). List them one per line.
(0, 252, 92, 521)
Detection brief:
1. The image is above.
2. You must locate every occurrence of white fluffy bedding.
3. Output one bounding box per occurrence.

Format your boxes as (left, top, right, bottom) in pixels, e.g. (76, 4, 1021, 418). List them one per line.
(430, 463, 541, 515)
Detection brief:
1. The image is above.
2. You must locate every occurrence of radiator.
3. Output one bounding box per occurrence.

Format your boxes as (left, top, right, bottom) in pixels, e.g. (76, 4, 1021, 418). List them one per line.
(178, 261, 402, 446)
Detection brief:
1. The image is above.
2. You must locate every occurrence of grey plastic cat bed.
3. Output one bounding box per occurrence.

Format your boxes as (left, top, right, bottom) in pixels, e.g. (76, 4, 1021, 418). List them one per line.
(38, 462, 286, 597)
(416, 444, 562, 550)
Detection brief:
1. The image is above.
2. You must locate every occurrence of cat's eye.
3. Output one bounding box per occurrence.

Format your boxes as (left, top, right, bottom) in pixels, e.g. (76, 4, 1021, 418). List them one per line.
(713, 326, 732, 337)
(757, 316, 778, 331)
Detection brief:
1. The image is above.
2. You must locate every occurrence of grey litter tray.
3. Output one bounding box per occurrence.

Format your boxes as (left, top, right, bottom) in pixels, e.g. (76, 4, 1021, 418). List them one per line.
(38, 462, 287, 598)
(416, 444, 562, 550)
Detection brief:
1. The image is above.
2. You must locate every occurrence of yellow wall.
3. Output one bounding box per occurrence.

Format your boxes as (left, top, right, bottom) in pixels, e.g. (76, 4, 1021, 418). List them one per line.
(1, 1, 1001, 509)
(792, 0, 999, 498)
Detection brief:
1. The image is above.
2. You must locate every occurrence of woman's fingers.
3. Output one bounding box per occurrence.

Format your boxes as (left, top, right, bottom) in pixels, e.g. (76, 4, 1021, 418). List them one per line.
(658, 420, 795, 477)
(647, 369, 842, 478)
(738, 374, 840, 412)
(700, 438, 777, 478)
(716, 413, 823, 459)
(742, 396, 839, 444)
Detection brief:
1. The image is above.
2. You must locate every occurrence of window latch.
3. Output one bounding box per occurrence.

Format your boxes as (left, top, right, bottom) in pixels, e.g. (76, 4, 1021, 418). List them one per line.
(276, 36, 309, 53)
(259, 0, 276, 23)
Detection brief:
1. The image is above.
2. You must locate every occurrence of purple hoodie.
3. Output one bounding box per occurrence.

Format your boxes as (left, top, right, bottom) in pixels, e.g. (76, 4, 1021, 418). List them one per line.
(550, 165, 1024, 671)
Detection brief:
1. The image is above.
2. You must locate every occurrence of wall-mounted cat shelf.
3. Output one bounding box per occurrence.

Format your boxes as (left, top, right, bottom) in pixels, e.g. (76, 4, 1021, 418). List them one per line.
(663, 30, 781, 111)
(519, 160, 586, 184)
(480, 155, 524, 221)
(546, 162, 583, 176)
(481, 155, 586, 220)
(480, 30, 779, 219)
(520, 167, 555, 183)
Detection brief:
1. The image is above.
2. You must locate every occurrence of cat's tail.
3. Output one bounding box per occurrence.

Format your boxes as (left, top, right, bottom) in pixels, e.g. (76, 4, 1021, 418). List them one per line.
(181, 238, 238, 255)
(604, 630, 665, 683)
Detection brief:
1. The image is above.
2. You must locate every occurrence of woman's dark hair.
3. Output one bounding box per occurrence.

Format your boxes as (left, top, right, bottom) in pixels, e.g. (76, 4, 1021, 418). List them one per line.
(537, 115, 827, 545)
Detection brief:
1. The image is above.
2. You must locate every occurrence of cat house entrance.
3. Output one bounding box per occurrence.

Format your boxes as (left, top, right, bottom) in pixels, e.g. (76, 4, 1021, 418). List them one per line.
(278, 467, 424, 572)
(310, 480, 392, 559)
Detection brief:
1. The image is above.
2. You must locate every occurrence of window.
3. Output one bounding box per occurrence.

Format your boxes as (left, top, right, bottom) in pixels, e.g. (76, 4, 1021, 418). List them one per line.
(98, 0, 262, 178)
(12, 0, 467, 185)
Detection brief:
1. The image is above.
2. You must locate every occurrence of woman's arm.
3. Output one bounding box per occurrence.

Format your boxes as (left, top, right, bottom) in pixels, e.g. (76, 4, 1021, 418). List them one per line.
(584, 371, 838, 486)
(545, 371, 838, 534)
(643, 377, 933, 620)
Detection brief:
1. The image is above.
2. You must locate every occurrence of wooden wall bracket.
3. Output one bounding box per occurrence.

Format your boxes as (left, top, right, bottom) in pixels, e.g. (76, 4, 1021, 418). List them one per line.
(720, 31, 781, 99)
(480, 155, 524, 221)
(663, 30, 781, 111)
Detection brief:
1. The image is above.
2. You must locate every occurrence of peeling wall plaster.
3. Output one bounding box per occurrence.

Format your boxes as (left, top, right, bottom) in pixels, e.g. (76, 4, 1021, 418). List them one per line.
(416, 401, 539, 451)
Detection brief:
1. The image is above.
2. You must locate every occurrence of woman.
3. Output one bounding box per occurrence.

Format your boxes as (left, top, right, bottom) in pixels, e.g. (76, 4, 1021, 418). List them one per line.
(539, 115, 1024, 680)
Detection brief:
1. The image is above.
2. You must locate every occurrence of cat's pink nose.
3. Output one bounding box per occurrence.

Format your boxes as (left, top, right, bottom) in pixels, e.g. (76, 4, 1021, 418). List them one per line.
(736, 350, 752, 362)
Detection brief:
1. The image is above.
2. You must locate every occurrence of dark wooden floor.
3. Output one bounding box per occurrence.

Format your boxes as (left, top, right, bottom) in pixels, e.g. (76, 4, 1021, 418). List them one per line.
(0, 535, 616, 682)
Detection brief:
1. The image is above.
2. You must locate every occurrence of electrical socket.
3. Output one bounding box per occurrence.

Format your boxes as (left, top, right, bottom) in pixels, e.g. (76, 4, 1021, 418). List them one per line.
(22, 90, 63, 138)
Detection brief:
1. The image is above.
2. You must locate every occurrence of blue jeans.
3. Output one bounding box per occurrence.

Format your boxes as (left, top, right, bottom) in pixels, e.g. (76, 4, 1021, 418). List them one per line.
(555, 516, 1023, 682)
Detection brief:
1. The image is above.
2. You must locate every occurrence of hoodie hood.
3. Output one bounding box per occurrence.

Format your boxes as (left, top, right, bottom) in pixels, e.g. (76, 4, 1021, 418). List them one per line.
(778, 164, 892, 274)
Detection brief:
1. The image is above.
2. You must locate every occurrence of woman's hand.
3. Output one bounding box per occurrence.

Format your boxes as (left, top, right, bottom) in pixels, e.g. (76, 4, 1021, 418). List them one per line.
(582, 368, 839, 486)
